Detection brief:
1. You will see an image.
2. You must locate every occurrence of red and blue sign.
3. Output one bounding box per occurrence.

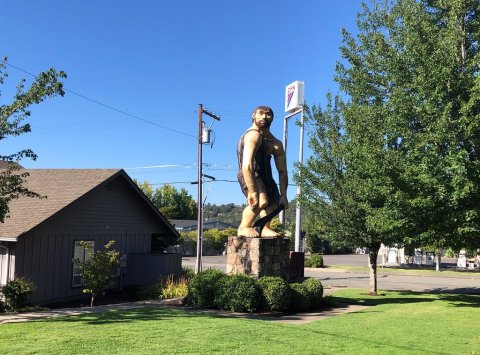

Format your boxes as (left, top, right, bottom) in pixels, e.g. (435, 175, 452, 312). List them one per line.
(285, 81, 304, 112)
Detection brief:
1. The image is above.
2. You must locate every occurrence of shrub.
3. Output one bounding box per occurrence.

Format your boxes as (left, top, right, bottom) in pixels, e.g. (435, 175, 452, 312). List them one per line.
(215, 274, 260, 313)
(302, 278, 323, 308)
(304, 254, 324, 268)
(0, 277, 35, 311)
(187, 268, 226, 308)
(138, 273, 190, 301)
(161, 275, 189, 299)
(73, 240, 120, 307)
(0, 299, 5, 313)
(137, 283, 163, 300)
(289, 282, 311, 312)
(181, 267, 195, 281)
(257, 276, 291, 312)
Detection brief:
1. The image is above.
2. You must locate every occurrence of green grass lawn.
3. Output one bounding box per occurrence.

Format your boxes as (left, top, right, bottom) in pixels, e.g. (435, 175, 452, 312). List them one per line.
(1, 290, 479, 354)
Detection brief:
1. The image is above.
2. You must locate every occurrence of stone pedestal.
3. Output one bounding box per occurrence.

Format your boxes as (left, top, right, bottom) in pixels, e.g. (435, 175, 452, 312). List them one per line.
(226, 236, 290, 279)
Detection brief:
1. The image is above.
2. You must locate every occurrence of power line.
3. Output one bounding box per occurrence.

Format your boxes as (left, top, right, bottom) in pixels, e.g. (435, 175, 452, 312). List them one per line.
(125, 163, 196, 170)
(4, 61, 196, 138)
(144, 179, 298, 187)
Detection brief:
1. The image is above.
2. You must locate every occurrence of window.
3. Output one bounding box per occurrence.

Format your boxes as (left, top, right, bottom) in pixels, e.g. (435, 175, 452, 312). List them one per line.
(72, 240, 94, 287)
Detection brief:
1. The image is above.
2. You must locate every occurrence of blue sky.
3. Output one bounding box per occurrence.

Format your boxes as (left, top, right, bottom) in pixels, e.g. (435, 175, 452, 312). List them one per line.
(1, 0, 363, 205)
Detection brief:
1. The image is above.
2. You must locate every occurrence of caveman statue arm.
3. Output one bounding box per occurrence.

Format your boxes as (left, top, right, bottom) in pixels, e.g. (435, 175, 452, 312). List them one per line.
(273, 139, 289, 210)
(242, 130, 262, 209)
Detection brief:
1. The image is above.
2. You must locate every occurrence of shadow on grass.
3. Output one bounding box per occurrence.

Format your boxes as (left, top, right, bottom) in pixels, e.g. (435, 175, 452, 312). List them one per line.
(37, 289, 480, 325)
(436, 293, 480, 308)
(44, 306, 211, 325)
(332, 289, 480, 307)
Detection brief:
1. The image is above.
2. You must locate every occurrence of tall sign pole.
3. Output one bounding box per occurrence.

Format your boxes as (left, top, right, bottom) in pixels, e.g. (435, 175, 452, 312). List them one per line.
(195, 104, 220, 274)
(282, 81, 305, 252)
(295, 109, 305, 252)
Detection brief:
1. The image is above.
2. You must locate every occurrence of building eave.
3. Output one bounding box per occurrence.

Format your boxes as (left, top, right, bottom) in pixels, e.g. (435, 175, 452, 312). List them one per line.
(0, 236, 18, 242)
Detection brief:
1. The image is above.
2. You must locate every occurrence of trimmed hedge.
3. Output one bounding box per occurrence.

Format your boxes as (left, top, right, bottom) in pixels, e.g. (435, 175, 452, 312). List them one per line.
(215, 274, 260, 313)
(302, 278, 324, 308)
(0, 277, 35, 311)
(257, 276, 291, 312)
(185, 270, 324, 314)
(187, 269, 227, 308)
(289, 282, 311, 312)
(304, 254, 324, 268)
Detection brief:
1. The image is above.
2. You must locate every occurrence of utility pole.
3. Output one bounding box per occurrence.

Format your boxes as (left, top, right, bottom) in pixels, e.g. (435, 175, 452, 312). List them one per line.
(195, 104, 220, 274)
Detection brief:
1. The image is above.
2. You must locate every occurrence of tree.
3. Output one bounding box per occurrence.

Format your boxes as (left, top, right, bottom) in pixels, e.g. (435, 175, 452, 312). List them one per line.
(0, 58, 66, 222)
(135, 179, 154, 200)
(135, 181, 197, 219)
(300, 0, 480, 291)
(73, 240, 120, 307)
(300, 96, 400, 294)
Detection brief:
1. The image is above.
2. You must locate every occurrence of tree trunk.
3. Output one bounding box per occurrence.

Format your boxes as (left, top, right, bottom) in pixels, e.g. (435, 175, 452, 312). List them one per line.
(367, 246, 380, 295)
(90, 295, 95, 308)
(435, 248, 442, 271)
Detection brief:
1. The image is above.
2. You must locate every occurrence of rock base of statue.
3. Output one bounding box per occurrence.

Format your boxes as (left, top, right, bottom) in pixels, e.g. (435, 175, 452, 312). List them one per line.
(226, 236, 290, 279)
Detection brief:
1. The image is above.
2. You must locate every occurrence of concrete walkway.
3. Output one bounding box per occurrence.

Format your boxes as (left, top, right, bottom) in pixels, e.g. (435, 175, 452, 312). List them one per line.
(0, 293, 368, 325)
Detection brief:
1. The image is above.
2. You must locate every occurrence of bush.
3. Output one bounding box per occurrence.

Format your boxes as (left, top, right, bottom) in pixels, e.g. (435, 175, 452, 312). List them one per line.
(181, 267, 195, 281)
(138, 272, 192, 301)
(0, 299, 5, 313)
(215, 274, 260, 313)
(161, 275, 189, 299)
(304, 254, 324, 268)
(187, 268, 226, 308)
(0, 277, 35, 311)
(137, 283, 162, 300)
(289, 282, 311, 312)
(302, 278, 324, 308)
(257, 276, 291, 312)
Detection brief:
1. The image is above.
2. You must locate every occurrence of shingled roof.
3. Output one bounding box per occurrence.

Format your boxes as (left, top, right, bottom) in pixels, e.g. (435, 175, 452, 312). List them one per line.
(0, 169, 176, 239)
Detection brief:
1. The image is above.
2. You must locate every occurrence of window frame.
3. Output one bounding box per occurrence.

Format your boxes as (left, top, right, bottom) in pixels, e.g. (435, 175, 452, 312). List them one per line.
(72, 240, 95, 287)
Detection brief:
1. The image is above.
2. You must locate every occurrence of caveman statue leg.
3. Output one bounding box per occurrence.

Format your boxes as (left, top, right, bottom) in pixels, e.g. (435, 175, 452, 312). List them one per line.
(259, 204, 279, 237)
(237, 206, 260, 237)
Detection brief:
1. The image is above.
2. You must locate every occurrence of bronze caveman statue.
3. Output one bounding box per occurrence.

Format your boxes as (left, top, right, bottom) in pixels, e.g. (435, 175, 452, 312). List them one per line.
(237, 106, 288, 237)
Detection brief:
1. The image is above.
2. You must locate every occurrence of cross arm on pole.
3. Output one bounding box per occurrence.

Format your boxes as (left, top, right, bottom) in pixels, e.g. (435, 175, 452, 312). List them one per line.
(202, 109, 221, 121)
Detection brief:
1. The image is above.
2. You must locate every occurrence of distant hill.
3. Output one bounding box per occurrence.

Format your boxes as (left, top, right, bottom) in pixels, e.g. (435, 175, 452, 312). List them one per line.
(203, 203, 244, 223)
(203, 200, 296, 225)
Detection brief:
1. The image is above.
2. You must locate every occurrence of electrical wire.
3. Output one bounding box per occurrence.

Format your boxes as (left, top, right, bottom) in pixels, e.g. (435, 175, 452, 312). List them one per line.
(4, 61, 196, 138)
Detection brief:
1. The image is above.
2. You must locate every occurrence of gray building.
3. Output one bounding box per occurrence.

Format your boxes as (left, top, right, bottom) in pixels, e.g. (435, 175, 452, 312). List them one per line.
(0, 169, 181, 304)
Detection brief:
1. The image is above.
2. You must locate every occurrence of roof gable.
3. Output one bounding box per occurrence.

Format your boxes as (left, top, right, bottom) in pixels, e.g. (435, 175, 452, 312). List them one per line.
(0, 169, 178, 239)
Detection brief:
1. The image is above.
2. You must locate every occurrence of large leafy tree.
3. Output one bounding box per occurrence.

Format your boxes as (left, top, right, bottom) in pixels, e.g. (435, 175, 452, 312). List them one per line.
(0, 58, 66, 222)
(136, 180, 197, 219)
(300, 96, 400, 294)
(300, 0, 480, 293)
(365, 0, 480, 268)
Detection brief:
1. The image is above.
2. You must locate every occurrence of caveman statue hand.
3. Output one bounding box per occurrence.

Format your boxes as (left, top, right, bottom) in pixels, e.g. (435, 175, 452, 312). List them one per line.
(279, 195, 288, 210)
